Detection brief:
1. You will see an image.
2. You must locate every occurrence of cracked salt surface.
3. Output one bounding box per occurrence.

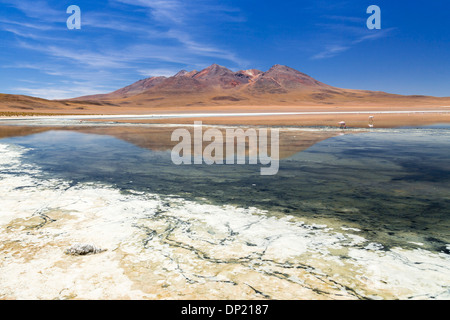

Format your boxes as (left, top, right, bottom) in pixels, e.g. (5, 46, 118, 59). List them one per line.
(0, 143, 449, 300)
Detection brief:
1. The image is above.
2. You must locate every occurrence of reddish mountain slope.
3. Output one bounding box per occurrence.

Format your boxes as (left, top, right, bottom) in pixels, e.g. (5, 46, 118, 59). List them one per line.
(74, 64, 336, 102)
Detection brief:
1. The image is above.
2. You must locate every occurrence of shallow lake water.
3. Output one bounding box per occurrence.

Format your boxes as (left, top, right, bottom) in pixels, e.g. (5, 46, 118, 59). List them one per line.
(1, 126, 449, 299)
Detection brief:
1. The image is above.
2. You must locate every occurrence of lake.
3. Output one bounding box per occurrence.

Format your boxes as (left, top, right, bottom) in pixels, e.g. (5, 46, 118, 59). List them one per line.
(0, 125, 449, 299)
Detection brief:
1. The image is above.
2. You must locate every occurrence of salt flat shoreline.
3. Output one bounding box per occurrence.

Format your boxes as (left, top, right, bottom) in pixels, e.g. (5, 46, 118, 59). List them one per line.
(1, 109, 449, 128)
(0, 109, 449, 120)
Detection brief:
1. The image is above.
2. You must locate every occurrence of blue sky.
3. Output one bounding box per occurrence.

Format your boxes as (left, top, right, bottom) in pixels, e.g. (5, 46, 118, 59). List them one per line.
(0, 0, 449, 99)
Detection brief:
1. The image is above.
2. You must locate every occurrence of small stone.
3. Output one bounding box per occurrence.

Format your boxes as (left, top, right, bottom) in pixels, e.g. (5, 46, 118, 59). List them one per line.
(65, 243, 106, 256)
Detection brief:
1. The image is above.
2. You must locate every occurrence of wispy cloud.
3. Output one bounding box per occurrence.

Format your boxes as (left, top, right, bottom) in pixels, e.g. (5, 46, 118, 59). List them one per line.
(312, 44, 350, 60)
(0, 0, 247, 98)
(311, 14, 395, 60)
(1, 0, 64, 23)
(165, 29, 246, 65)
(12, 86, 106, 100)
(353, 29, 394, 44)
(0, 17, 54, 30)
(114, 0, 243, 25)
(115, 0, 186, 24)
(111, 0, 246, 65)
(137, 68, 179, 77)
(321, 15, 365, 24)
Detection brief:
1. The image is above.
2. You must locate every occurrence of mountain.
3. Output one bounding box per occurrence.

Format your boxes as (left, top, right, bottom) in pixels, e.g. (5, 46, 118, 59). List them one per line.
(80, 64, 332, 98)
(73, 64, 339, 103)
(72, 64, 450, 109)
(257, 64, 330, 90)
(2, 64, 450, 115)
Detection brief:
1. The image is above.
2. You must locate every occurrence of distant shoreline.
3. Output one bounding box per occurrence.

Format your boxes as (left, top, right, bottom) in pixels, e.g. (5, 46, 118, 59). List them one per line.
(1, 109, 449, 129)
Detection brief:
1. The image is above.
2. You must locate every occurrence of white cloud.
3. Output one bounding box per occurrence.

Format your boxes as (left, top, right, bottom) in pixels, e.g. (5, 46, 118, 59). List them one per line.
(310, 16, 395, 60)
(114, 0, 190, 24)
(12, 86, 105, 100)
(113, 0, 246, 65)
(311, 44, 350, 60)
(137, 68, 178, 77)
(0, 18, 54, 30)
(1, 0, 247, 98)
(1, 0, 64, 22)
